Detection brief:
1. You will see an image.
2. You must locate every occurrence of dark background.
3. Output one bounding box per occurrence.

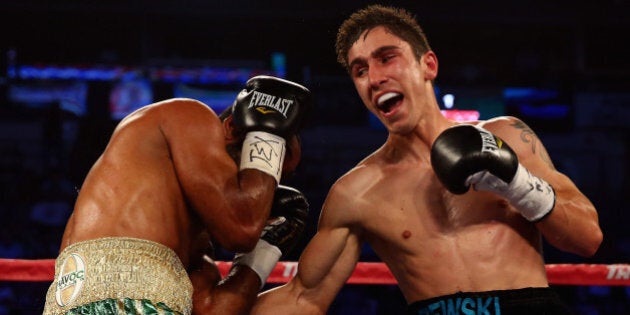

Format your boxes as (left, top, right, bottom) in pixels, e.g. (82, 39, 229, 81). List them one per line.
(1, 0, 629, 314)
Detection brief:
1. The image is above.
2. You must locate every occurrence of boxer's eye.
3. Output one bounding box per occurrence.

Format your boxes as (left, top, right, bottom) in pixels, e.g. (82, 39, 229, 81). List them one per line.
(353, 66, 368, 78)
(381, 54, 395, 64)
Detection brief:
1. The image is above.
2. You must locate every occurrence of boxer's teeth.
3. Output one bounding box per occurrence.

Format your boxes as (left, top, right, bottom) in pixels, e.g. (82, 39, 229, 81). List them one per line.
(377, 92, 400, 106)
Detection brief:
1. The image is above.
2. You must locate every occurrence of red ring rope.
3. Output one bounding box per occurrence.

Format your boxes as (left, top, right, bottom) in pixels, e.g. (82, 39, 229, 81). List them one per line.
(1, 259, 628, 286)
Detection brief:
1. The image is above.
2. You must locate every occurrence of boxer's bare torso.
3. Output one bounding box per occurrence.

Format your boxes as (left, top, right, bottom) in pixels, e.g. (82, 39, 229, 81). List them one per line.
(325, 127, 548, 302)
(60, 98, 279, 267)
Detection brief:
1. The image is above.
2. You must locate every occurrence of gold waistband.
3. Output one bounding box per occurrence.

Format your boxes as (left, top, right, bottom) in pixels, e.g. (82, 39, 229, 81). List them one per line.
(43, 237, 193, 315)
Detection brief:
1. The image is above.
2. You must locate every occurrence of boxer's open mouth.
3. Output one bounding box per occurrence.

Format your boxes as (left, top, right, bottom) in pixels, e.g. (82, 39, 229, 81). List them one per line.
(376, 92, 403, 114)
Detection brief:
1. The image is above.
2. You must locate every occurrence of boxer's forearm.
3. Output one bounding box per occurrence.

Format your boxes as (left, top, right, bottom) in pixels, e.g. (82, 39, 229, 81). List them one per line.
(535, 175, 602, 257)
(192, 264, 261, 315)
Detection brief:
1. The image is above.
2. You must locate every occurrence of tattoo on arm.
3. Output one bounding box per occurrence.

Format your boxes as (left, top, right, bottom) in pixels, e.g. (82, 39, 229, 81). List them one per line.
(510, 120, 556, 170)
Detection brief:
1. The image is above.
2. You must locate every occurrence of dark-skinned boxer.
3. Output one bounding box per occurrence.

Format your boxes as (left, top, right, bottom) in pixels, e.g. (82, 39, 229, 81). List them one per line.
(44, 75, 312, 315)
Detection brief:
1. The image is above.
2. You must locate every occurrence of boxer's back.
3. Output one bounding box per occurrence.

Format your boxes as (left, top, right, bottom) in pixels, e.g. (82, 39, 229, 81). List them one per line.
(59, 100, 213, 265)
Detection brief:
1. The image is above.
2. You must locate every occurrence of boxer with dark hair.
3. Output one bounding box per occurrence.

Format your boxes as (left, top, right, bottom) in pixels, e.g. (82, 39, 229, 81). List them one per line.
(43, 75, 312, 315)
(252, 5, 602, 314)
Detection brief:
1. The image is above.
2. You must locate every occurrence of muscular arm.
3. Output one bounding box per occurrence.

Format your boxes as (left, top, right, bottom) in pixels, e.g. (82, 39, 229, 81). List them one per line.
(252, 181, 363, 315)
(486, 117, 603, 257)
(160, 99, 276, 251)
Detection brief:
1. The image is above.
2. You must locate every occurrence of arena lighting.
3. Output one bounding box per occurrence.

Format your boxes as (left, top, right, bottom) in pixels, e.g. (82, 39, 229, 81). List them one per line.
(14, 65, 136, 81)
(271, 52, 286, 78)
(437, 90, 480, 121)
(518, 103, 570, 119)
(442, 93, 455, 109)
(12, 64, 276, 84)
(7, 53, 287, 84)
(7, 81, 89, 116)
(503, 87, 558, 100)
(441, 109, 480, 121)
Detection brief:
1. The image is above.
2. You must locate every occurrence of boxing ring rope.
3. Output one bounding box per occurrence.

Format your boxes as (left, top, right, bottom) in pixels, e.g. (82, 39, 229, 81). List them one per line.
(1, 259, 629, 286)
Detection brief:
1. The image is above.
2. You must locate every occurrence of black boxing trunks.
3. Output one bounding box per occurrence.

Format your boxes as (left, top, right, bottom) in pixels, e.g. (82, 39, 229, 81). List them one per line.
(406, 287, 573, 315)
(43, 237, 193, 315)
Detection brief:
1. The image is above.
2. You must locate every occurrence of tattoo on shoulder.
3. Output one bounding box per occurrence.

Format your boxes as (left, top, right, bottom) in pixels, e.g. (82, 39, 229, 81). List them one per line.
(509, 120, 556, 170)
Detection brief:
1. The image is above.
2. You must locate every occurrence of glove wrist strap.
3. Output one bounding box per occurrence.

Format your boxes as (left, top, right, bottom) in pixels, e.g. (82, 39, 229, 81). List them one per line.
(233, 239, 281, 289)
(504, 164, 556, 222)
(470, 164, 556, 222)
(239, 131, 286, 184)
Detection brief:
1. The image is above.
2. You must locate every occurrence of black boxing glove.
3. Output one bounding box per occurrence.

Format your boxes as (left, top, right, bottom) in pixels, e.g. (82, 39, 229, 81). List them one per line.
(264, 185, 309, 256)
(232, 75, 312, 184)
(431, 124, 555, 222)
(232, 185, 309, 288)
(232, 75, 312, 138)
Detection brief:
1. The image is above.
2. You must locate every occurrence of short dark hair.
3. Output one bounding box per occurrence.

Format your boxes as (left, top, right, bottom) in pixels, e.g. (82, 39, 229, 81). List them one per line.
(335, 5, 432, 72)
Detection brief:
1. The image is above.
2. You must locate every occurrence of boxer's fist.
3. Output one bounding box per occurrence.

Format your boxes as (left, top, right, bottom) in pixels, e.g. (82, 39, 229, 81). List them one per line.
(231, 75, 312, 139)
(263, 185, 309, 257)
(431, 124, 518, 194)
(232, 185, 309, 288)
(233, 76, 311, 183)
(431, 124, 555, 222)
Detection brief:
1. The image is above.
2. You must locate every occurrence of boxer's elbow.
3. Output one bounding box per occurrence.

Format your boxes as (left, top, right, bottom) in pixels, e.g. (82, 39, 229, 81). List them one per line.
(561, 223, 603, 257)
(580, 226, 603, 257)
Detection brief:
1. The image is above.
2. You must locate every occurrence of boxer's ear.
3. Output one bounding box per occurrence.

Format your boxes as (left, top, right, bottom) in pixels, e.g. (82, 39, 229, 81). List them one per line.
(421, 51, 438, 80)
(223, 114, 235, 141)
